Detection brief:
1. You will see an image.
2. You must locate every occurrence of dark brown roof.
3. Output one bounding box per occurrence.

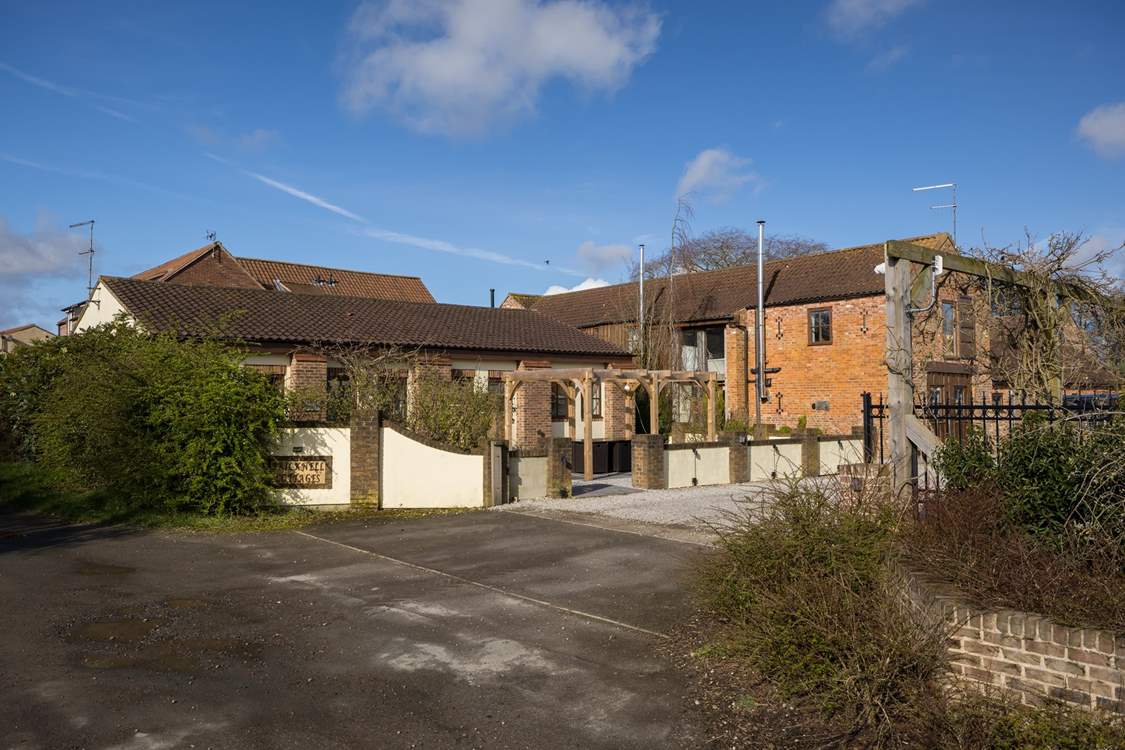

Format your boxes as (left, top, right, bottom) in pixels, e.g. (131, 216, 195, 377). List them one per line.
(101, 277, 629, 357)
(527, 234, 954, 328)
(235, 257, 434, 303)
(132, 242, 232, 282)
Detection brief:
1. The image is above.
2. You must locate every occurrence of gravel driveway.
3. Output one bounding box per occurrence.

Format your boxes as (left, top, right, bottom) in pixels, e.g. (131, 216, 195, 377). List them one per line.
(503, 477, 777, 544)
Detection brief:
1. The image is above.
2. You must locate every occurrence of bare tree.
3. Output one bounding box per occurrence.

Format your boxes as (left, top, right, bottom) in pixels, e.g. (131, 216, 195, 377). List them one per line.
(631, 227, 827, 279)
(972, 231, 1124, 400)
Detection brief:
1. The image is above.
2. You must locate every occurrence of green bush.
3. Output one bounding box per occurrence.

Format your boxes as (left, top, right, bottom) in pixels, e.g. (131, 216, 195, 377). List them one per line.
(933, 427, 996, 491)
(0, 322, 284, 515)
(405, 370, 497, 452)
(997, 416, 1125, 542)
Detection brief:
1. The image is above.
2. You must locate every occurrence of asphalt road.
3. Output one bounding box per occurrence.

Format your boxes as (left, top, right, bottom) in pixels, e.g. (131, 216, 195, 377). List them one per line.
(0, 508, 706, 749)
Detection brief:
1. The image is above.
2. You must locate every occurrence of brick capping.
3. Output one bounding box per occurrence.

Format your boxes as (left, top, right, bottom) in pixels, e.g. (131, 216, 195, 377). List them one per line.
(896, 565, 1125, 714)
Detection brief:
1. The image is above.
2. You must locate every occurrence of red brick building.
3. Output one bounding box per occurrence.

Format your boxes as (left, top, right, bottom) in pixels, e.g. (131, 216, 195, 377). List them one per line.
(74, 276, 633, 448)
(505, 233, 988, 433)
(58, 241, 434, 335)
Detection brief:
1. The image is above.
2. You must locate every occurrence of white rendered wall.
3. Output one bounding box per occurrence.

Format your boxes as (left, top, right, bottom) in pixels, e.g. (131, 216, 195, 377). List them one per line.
(749, 441, 803, 481)
(665, 445, 730, 489)
(381, 427, 484, 508)
(819, 438, 863, 475)
(272, 427, 351, 505)
(73, 282, 130, 332)
(510, 455, 548, 499)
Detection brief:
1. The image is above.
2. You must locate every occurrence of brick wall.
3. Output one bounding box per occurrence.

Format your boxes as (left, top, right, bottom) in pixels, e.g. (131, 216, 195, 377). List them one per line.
(285, 352, 328, 422)
(513, 360, 552, 450)
(742, 296, 887, 433)
(168, 246, 262, 289)
(602, 381, 631, 440)
(900, 568, 1125, 714)
(724, 316, 749, 423)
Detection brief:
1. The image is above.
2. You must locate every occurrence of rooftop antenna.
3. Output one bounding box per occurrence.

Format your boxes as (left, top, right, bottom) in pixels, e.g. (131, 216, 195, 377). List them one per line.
(69, 219, 96, 296)
(205, 229, 217, 242)
(912, 182, 957, 247)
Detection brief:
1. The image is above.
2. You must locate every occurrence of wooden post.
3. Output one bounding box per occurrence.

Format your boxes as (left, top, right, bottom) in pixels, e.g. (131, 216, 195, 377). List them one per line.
(565, 382, 576, 441)
(503, 379, 514, 442)
(885, 251, 914, 494)
(706, 374, 717, 442)
(582, 370, 594, 481)
(649, 375, 660, 438)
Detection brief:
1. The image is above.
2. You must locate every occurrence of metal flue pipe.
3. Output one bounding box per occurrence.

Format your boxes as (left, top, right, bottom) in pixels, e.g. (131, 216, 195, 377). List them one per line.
(755, 220, 766, 429)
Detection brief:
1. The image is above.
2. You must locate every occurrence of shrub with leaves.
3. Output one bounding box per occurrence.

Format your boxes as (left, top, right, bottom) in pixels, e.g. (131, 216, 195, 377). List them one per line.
(0, 322, 284, 514)
(406, 370, 497, 451)
(932, 427, 996, 492)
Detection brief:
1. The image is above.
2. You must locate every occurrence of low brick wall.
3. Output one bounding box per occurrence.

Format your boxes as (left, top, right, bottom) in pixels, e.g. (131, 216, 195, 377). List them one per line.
(899, 568, 1125, 714)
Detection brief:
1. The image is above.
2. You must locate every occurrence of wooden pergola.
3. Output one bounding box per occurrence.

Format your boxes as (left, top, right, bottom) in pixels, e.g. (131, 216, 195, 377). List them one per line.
(503, 367, 720, 480)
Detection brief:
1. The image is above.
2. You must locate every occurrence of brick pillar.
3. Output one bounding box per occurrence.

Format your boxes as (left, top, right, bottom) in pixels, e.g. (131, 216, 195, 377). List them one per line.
(546, 437, 572, 498)
(513, 360, 552, 451)
(603, 381, 631, 440)
(631, 434, 666, 489)
(350, 411, 381, 506)
(286, 351, 327, 422)
(728, 434, 749, 484)
(725, 316, 749, 425)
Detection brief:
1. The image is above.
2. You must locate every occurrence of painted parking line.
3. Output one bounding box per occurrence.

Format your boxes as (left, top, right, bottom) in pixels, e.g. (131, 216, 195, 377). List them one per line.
(293, 529, 670, 640)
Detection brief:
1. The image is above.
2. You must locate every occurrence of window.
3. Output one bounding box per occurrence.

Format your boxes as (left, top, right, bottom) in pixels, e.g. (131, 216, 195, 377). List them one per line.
(246, 364, 286, 392)
(626, 326, 640, 354)
(942, 301, 958, 357)
(590, 384, 602, 419)
(551, 383, 568, 420)
(808, 308, 832, 345)
(705, 327, 724, 360)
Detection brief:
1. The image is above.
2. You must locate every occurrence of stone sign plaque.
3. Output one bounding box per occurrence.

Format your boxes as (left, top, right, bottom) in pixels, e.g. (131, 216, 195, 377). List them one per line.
(271, 456, 332, 489)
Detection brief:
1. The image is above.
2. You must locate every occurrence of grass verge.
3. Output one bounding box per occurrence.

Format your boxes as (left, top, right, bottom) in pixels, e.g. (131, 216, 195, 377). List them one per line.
(0, 461, 474, 533)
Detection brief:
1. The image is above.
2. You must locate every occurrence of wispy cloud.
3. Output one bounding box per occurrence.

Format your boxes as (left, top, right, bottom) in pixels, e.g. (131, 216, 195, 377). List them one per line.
(341, 0, 661, 136)
(0, 61, 140, 122)
(1, 153, 195, 201)
(577, 240, 632, 273)
(207, 154, 579, 276)
(1077, 102, 1125, 160)
(676, 148, 759, 203)
(361, 227, 582, 276)
(866, 44, 909, 71)
(825, 0, 924, 38)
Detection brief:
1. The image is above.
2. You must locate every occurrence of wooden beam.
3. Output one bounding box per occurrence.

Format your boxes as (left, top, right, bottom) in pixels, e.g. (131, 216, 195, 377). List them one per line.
(582, 370, 594, 481)
(564, 382, 576, 441)
(887, 240, 1033, 289)
(885, 253, 913, 493)
(706, 374, 717, 442)
(503, 380, 514, 442)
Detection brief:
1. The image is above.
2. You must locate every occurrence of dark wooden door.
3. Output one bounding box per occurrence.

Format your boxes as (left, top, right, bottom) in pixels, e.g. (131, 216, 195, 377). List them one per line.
(926, 370, 972, 440)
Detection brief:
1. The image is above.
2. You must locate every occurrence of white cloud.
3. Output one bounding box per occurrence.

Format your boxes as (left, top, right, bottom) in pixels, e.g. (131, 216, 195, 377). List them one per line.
(0, 215, 86, 328)
(544, 277, 609, 295)
(341, 0, 661, 136)
(576, 240, 632, 272)
(825, 0, 923, 38)
(1077, 102, 1125, 159)
(676, 148, 759, 202)
(866, 44, 908, 71)
(248, 171, 368, 223)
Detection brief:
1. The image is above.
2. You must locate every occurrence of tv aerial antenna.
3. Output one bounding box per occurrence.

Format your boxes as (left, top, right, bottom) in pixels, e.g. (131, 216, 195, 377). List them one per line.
(912, 182, 957, 247)
(69, 219, 96, 296)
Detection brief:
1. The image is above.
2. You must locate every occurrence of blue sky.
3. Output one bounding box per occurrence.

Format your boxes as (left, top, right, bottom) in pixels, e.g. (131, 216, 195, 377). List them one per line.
(2, 0, 1123, 329)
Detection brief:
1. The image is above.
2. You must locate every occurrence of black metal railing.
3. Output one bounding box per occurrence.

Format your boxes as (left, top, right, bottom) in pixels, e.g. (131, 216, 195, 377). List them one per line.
(860, 390, 1118, 468)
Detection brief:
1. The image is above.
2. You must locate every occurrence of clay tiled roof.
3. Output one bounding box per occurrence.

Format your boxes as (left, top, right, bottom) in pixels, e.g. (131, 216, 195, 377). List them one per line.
(235, 257, 434, 303)
(101, 277, 628, 357)
(526, 234, 954, 328)
(133, 242, 225, 282)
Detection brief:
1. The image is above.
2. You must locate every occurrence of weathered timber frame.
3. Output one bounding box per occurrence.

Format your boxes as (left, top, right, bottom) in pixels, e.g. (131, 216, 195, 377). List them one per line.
(502, 367, 719, 480)
(884, 240, 1072, 494)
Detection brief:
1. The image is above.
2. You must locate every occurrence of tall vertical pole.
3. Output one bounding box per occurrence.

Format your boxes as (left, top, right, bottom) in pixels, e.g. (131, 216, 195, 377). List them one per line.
(638, 244, 645, 359)
(755, 220, 765, 429)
